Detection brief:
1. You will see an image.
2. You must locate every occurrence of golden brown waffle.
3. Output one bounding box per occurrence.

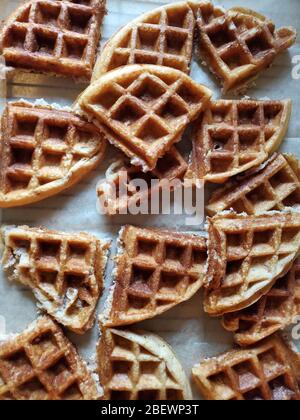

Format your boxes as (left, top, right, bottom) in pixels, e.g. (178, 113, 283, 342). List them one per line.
(93, 1, 198, 79)
(0, 100, 106, 208)
(97, 147, 187, 215)
(195, 2, 297, 92)
(1, 225, 109, 334)
(97, 327, 192, 400)
(0, 316, 100, 400)
(77, 64, 212, 171)
(204, 211, 300, 316)
(222, 258, 300, 346)
(0, 0, 106, 81)
(185, 99, 291, 184)
(192, 335, 300, 400)
(102, 225, 207, 327)
(207, 154, 300, 216)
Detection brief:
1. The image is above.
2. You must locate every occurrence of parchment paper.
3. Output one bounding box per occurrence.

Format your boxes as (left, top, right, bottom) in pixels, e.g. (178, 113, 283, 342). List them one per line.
(0, 0, 300, 400)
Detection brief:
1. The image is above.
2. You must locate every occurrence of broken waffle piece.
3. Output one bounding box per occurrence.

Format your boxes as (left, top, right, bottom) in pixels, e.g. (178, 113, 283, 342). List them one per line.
(101, 225, 207, 327)
(97, 146, 187, 215)
(1, 225, 109, 334)
(0, 316, 101, 400)
(222, 257, 300, 346)
(192, 335, 300, 400)
(77, 64, 212, 172)
(195, 1, 297, 92)
(0, 0, 107, 81)
(207, 154, 300, 216)
(0, 100, 107, 208)
(93, 1, 197, 79)
(204, 211, 300, 316)
(97, 327, 192, 400)
(185, 99, 291, 184)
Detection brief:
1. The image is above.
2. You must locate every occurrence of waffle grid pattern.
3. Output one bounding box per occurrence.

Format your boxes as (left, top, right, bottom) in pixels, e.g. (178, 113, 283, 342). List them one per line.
(2, 226, 107, 333)
(104, 225, 207, 326)
(99, 329, 188, 400)
(0, 317, 100, 400)
(0, 102, 104, 199)
(222, 258, 300, 345)
(96, 2, 195, 76)
(187, 100, 290, 183)
(205, 212, 300, 315)
(207, 154, 300, 216)
(79, 65, 211, 170)
(192, 336, 300, 400)
(1, 0, 106, 80)
(196, 1, 297, 91)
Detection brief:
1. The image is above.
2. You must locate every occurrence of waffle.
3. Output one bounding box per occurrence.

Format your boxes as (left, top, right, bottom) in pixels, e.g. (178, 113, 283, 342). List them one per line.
(222, 258, 300, 346)
(204, 211, 300, 316)
(77, 64, 212, 171)
(97, 327, 192, 400)
(207, 154, 300, 216)
(1, 225, 109, 334)
(97, 147, 187, 215)
(92, 1, 198, 79)
(0, 0, 106, 81)
(195, 2, 297, 92)
(0, 316, 100, 400)
(185, 99, 291, 184)
(192, 335, 300, 400)
(0, 100, 106, 208)
(101, 225, 207, 327)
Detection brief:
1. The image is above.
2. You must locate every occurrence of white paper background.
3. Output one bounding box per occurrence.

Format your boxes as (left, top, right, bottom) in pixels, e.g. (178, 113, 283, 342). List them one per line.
(0, 0, 300, 400)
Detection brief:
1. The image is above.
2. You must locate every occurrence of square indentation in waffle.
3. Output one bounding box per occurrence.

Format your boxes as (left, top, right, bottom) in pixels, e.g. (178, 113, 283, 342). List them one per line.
(98, 328, 190, 400)
(103, 225, 207, 326)
(192, 335, 300, 400)
(98, 2, 195, 75)
(207, 154, 300, 216)
(1, 0, 106, 80)
(2, 226, 108, 334)
(195, 2, 296, 92)
(0, 317, 100, 400)
(0, 102, 105, 203)
(79, 65, 211, 171)
(187, 100, 290, 183)
(205, 212, 300, 316)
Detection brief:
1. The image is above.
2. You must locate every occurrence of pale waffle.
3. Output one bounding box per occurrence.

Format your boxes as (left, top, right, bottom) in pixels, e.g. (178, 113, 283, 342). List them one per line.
(207, 154, 300, 216)
(192, 335, 300, 400)
(97, 327, 192, 400)
(185, 99, 291, 184)
(195, 1, 297, 92)
(1, 225, 109, 334)
(0, 316, 100, 400)
(77, 64, 212, 171)
(92, 1, 197, 79)
(0, 100, 106, 208)
(222, 258, 300, 346)
(204, 211, 300, 316)
(97, 146, 187, 215)
(0, 0, 106, 81)
(102, 225, 207, 327)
